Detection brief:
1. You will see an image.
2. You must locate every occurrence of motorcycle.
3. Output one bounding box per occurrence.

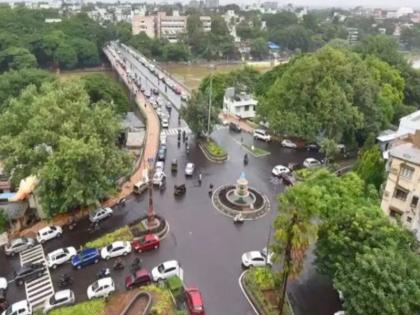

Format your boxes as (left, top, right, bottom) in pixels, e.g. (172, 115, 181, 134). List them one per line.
(117, 198, 127, 207)
(97, 268, 110, 279)
(243, 154, 248, 166)
(58, 274, 73, 288)
(130, 258, 142, 272)
(113, 259, 124, 271)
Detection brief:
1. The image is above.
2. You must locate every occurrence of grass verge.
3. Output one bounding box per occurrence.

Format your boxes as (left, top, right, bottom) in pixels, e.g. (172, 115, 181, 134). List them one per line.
(85, 225, 133, 248)
(144, 284, 176, 315)
(242, 144, 270, 157)
(49, 299, 105, 315)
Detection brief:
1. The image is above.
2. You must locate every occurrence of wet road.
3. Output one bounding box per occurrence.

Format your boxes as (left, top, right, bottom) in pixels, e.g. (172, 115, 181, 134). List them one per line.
(0, 128, 340, 315)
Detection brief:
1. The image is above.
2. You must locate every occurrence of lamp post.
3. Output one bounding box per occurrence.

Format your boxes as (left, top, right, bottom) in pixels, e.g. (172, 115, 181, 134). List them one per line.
(207, 64, 215, 140)
(147, 157, 155, 227)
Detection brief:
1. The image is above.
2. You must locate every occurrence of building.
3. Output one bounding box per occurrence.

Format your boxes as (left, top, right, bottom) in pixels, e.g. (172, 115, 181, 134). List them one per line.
(200, 16, 211, 32)
(381, 130, 420, 239)
(223, 87, 258, 119)
(132, 15, 156, 38)
(347, 27, 359, 44)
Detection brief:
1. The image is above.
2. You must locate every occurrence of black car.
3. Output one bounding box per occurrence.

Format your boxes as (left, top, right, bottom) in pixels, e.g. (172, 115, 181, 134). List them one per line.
(157, 146, 166, 161)
(229, 122, 241, 133)
(14, 262, 46, 286)
(305, 143, 320, 151)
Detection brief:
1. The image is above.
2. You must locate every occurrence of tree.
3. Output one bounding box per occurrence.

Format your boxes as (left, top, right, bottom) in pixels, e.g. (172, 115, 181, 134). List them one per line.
(320, 138, 338, 165)
(162, 43, 190, 62)
(55, 43, 77, 69)
(273, 180, 319, 315)
(355, 145, 385, 191)
(187, 14, 202, 37)
(335, 247, 420, 315)
(0, 47, 37, 72)
(250, 37, 269, 60)
(264, 11, 298, 30)
(71, 38, 100, 67)
(181, 90, 218, 138)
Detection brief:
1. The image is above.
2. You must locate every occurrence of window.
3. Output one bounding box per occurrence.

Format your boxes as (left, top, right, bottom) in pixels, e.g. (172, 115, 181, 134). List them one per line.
(400, 165, 414, 179)
(407, 216, 413, 223)
(244, 105, 249, 111)
(389, 208, 402, 218)
(394, 187, 408, 201)
(411, 196, 419, 208)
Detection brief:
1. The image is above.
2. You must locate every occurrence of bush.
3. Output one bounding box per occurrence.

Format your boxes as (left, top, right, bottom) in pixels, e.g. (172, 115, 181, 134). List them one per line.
(250, 267, 276, 291)
(49, 299, 105, 315)
(85, 226, 133, 248)
(204, 140, 226, 157)
(166, 275, 184, 300)
(144, 284, 175, 315)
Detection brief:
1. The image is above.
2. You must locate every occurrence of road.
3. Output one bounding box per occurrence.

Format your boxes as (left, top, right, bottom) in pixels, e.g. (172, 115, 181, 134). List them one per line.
(0, 43, 341, 315)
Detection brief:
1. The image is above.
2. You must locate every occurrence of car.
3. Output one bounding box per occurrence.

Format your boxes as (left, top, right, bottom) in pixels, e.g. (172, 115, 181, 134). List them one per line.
(125, 268, 152, 290)
(43, 289, 75, 313)
(157, 148, 166, 161)
(303, 158, 322, 168)
(271, 165, 290, 177)
(174, 86, 182, 95)
(87, 277, 115, 300)
(151, 260, 180, 282)
(1, 300, 32, 315)
(334, 312, 346, 315)
(71, 248, 100, 270)
(134, 171, 149, 195)
(181, 93, 188, 102)
(281, 139, 297, 149)
(305, 143, 320, 151)
(241, 250, 273, 268)
(185, 163, 195, 176)
(253, 129, 271, 142)
(160, 132, 167, 145)
(36, 225, 63, 243)
(161, 118, 169, 129)
(281, 173, 297, 186)
(229, 122, 241, 133)
(14, 262, 46, 286)
(132, 234, 160, 253)
(89, 207, 113, 223)
(101, 241, 132, 260)
(155, 161, 164, 172)
(152, 171, 166, 186)
(47, 247, 77, 269)
(0, 277, 7, 296)
(4, 237, 35, 256)
(185, 288, 205, 315)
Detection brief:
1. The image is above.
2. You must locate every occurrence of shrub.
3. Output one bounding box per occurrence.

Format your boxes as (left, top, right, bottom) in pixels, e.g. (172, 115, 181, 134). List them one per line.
(144, 284, 175, 315)
(251, 268, 276, 291)
(49, 299, 105, 315)
(85, 225, 133, 248)
(204, 139, 226, 157)
(0, 210, 8, 233)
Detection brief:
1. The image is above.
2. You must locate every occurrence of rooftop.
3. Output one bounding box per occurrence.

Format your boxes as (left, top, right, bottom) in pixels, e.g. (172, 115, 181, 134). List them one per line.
(390, 142, 420, 165)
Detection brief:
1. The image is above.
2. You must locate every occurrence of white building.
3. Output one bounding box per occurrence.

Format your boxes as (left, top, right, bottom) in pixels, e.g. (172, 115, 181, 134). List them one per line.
(223, 87, 258, 119)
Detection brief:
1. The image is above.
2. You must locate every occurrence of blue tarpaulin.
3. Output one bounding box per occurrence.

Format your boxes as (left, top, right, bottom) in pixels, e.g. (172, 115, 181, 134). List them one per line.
(268, 42, 280, 50)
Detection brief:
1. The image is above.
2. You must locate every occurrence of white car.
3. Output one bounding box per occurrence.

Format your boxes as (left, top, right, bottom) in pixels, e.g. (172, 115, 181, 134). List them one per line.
(43, 289, 75, 313)
(155, 161, 164, 172)
(272, 165, 290, 177)
(36, 226, 63, 243)
(281, 139, 297, 149)
(89, 207, 113, 223)
(185, 163, 195, 176)
(160, 132, 167, 145)
(47, 247, 77, 269)
(101, 241, 132, 260)
(87, 277, 115, 300)
(334, 312, 346, 315)
(1, 300, 32, 315)
(0, 277, 7, 291)
(161, 118, 169, 129)
(151, 260, 180, 282)
(152, 171, 166, 186)
(242, 249, 273, 268)
(303, 158, 322, 168)
(253, 129, 271, 142)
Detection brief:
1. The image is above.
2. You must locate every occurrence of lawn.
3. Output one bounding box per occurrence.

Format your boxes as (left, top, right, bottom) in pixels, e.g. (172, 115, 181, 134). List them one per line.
(84, 225, 133, 248)
(242, 144, 270, 157)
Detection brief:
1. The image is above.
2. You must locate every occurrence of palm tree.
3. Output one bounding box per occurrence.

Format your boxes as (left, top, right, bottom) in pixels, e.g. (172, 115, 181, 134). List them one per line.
(273, 187, 318, 315)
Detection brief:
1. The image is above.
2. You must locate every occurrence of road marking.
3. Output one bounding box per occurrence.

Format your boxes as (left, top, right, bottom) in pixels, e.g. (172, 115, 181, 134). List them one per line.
(165, 126, 191, 136)
(20, 245, 54, 310)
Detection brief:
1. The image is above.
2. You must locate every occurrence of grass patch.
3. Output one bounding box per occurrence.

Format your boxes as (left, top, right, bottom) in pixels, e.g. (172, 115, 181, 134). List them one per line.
(242, 144, 270, 157)
(49, 299, 105, 315)
(144, 284, 176, 315)
(85, 226, 133, 248)
(203, 139, 226, 157)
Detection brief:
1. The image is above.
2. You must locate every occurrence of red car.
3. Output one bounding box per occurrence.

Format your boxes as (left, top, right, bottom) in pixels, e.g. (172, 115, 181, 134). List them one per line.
(131, 234, 160, 253)
(185, 288, 205, 315)
(125, 268, 152, 289)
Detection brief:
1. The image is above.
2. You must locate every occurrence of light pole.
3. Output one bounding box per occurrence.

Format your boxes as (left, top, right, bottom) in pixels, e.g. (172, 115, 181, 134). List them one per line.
(147, 157, 155, 227)
(207, 64, 215, 140)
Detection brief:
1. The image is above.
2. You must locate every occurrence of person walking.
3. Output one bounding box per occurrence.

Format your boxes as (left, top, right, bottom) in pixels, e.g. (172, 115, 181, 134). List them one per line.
(208, 183, 214, 197)
(198, 173, 202, 186)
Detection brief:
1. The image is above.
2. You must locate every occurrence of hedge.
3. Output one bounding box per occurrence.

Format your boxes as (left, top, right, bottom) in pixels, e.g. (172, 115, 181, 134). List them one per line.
(85, 225, 133, 248)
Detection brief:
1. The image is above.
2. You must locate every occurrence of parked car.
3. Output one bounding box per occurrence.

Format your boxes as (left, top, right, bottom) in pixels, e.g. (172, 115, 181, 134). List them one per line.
(1, 300, 31, 315)
(134, 170, 149, 195)
(157, 146, 166, 161)
(185, 288, 205, 315)
(161, 118, 169, 129)
(125, 268, 152, 290)
(281, 173, 297, 186)
(43, 289, 75, 313)
(160, 132, 167, 145)
(281, 139, 297, 149)
(185, 163, 195, 176)
(155, 161, 164, 172)
(89, 207, 113, 223)
(241, 249, 273, 268)
(36, 225, 62, 244)
(71, 248, 100, 270)
(101, 241, 132, 260)
(151, 260, 180, 282)
(229, 122, 241, 133)
(47, 247, 77, 269)
(132, 234, 160, 253)
(303, 158, 322, 168)
(4, 237, 35, 256)
(334, 312, 345, 315)
(305, 143, 320, 151)
(253, 129, 271, 142)
(87, 277, 115, 300)
(14, 262, 46, 286)
(271, 165, 290, 177)
(152, 171, 166, 186)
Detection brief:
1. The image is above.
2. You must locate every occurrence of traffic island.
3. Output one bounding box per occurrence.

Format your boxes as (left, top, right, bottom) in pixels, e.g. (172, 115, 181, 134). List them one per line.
(198, 139, 228, 163)
(128, 214, 169, 240)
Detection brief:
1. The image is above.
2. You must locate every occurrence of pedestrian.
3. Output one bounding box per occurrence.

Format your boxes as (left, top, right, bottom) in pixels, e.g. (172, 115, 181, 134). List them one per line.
(208, 183, 213, 197)
(198, 173, 202, 186)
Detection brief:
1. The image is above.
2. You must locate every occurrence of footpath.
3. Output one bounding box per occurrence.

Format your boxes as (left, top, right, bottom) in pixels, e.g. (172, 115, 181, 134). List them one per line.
(14, 47, 160, 238)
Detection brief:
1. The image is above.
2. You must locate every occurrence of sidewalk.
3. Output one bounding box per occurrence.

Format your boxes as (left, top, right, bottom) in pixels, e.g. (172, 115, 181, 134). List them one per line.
(15, 48, 160, 238)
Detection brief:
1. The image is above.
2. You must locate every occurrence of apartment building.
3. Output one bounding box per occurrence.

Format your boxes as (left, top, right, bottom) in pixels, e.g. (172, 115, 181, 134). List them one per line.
(200, 16, 212, 32)
(132, 15, 156, 38)
(223, 87, 258, 119)
(381, 130, 420, 238)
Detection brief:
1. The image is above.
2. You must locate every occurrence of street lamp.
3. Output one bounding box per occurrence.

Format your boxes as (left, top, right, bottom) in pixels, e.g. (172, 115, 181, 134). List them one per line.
(147, 157, 155, 227)
(207, 64, 215, 140)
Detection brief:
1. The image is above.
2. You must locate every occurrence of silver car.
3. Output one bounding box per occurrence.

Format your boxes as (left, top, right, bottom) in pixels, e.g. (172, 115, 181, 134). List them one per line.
(89, 207, 113, 223)
(4, 237, 35, 256)
(43, 290, 75, 313)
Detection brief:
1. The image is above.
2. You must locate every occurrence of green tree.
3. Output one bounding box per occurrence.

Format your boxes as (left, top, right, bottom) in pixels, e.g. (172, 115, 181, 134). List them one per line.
(320, 138, 338, 165)
(264, 11, 298, 29)
(55, 43, 77, 69)
(181, 90, 218, 138)
(355, 145, 385, 190)
(273, 181, 319, 315)
(187, 14, 202, 37)
(0, 47, 37, 72)
(71, 38, 100, 67)
(250, 37, 269, 60)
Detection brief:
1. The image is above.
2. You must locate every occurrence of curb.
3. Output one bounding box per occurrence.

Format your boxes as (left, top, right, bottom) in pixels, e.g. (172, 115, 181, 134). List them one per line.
(120, 291, 153, 315)
(238, 270, 260, 315)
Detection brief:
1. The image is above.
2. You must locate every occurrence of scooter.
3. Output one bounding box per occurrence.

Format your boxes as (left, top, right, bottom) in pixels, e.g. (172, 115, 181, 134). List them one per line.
(113, 260, 124, 271)
(233, 213, 244, 224)
(97, 268, 111, 279)
(130, 258, 142, 272)
(58, 275, 73, 288)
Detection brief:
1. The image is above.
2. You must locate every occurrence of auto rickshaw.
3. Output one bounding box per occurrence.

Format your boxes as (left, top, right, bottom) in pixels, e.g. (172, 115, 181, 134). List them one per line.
(174, 184, 186, 197)
(171, 159, 178, 173)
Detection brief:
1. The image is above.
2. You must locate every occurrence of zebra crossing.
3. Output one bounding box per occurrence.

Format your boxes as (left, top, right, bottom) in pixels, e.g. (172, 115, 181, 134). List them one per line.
(164, 124, 227, 137)
(20, 245, 54, 310)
